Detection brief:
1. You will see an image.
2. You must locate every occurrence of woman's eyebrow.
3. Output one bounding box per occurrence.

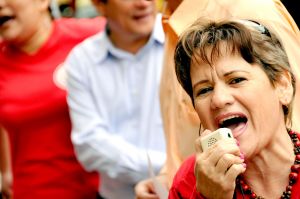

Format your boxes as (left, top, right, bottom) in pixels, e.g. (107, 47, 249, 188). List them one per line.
(223, 69, 250, 77)
(193, 79, 210, 90)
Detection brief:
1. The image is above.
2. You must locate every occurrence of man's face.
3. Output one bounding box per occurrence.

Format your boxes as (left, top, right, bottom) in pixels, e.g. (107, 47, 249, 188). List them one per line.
(95, 0, 157, 39)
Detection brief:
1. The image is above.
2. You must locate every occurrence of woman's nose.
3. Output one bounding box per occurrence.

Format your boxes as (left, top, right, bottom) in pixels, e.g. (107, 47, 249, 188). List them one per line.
(210, 84, 234, 110)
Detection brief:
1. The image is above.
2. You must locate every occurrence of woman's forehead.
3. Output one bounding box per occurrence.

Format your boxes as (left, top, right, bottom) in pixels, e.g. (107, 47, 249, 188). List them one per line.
(191, 43, 241, 67)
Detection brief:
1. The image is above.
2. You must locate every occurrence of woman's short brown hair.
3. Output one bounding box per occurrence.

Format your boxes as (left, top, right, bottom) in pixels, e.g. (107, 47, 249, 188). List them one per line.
(174, 19, 296, 125)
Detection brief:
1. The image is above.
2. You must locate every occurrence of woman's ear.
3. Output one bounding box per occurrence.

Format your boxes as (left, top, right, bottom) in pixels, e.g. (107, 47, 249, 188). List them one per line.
(276, 71, 294, 106)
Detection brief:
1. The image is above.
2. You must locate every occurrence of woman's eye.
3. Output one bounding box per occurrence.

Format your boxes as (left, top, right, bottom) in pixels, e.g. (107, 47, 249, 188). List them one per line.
(230, 77, 246, 84)
(196, 87, 213, 96)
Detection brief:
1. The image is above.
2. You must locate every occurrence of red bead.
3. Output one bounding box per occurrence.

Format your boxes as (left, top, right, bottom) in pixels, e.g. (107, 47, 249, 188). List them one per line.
(291, 164, 300, 172)
(296, 141, 300, 147)
(296, 155, 300, 160)
(250, 193, 257, 198)
(242, 184, 250, 191)
(239, 179, 245, 185)
(286, 185, 293, 191)
(289, 172, 298, 181)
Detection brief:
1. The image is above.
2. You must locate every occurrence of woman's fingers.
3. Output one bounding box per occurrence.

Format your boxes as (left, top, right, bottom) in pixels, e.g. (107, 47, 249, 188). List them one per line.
(215, 153, 244, 174)
(226, 162, 247, 182)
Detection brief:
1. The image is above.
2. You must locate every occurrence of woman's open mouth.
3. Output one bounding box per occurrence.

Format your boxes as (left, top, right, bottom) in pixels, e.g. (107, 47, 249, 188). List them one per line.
(0, 15, 14, 26)
(217, 114, 248, 136)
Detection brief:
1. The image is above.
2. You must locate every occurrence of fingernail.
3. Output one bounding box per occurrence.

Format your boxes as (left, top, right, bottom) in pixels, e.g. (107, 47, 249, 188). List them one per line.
(242, 163, 247, 168)
(240, 153, 244, 159)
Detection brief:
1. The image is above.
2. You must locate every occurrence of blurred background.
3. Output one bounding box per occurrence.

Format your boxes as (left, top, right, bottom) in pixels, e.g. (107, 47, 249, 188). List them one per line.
(55, 0, 98, 18)
(54, 0, 166, 18)
(53, 0, 298, 25)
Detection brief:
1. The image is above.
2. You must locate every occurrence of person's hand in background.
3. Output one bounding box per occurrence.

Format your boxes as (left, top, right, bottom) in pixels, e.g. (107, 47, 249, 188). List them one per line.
(135, 173, 168, 199)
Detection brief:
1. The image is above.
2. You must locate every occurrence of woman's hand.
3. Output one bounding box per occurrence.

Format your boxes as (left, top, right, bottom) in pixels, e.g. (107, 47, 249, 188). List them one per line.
(135, 174, 168, 199)
(1, 170, 13, 199)
(194, 129, 246, 199)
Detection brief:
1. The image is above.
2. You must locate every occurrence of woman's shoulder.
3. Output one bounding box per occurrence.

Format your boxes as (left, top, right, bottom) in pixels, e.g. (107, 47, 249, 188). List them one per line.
(174, 155, 196, 182)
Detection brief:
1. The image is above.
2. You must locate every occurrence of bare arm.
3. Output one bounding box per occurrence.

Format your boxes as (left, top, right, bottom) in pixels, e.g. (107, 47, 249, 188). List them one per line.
(0, 127, 13, 199)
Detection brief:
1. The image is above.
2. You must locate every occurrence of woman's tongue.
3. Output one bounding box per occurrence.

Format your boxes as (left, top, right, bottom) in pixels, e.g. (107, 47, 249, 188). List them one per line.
(225, 122, 246, 135)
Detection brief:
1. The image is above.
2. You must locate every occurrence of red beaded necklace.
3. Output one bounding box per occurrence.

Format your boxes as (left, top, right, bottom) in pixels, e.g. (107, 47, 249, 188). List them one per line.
(235, 130, 300, 199)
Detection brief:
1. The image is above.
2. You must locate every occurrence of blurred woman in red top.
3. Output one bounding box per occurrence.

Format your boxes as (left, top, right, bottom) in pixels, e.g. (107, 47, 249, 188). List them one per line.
(0, 0, 106, 198)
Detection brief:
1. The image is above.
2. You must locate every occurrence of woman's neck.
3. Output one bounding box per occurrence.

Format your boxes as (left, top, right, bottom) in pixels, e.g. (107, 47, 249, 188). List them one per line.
(15, 16, 53, 54)
(242, 130, 295, 198)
